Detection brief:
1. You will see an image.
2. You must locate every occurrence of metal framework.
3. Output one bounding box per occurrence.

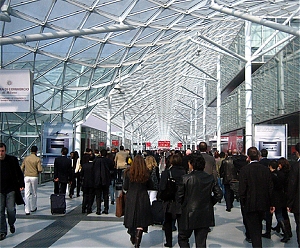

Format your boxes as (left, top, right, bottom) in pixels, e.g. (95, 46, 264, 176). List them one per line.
(0, 0, 299, 156)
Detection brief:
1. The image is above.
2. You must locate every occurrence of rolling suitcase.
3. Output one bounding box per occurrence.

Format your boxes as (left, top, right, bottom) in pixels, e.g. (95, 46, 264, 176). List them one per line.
(50, 194, 66, 214)
(151, 200, 164, 225)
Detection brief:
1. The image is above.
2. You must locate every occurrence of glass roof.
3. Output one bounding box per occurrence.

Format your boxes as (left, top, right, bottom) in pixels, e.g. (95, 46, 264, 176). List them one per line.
(0, 0, 299, 147)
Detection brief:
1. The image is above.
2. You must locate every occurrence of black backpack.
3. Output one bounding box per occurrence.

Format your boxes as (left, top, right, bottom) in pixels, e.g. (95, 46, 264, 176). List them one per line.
(159, 169, 177, 201)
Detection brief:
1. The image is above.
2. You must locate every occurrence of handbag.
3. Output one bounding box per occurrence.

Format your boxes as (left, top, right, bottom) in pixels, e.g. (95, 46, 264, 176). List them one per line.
(158, 169, 177, 201)
(115, 192, 126, 217)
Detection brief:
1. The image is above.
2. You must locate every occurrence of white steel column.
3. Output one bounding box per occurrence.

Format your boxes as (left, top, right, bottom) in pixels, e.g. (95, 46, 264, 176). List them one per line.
(278, 51, 285, 115)
(122, 111, 125, 146)
(216, 55, 221, 152)
(203, 81, 207, 142)
(194, 98, 197, 149)
(74, 123, 81, 155)
(190, 109, 193, 149)
(106, 96, 112, 149)
(130, 124, 133, 153)
(245, 20, 253, 150)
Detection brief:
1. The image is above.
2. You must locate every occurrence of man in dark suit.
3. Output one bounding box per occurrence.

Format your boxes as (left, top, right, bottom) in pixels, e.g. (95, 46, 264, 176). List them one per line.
(54, 147, 72, 195)
(287, 142, 300, 246)
(177, 153, 223, 247)
(198, 142, 217, 181)
(259, 148, 269, 167)
(239, 146, 274, 247)
(93, 149, 113, 215)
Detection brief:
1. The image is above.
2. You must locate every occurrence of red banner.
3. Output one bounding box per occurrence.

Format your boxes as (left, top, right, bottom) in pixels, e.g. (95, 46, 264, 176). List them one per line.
(158, 140, 170, 148)
(145, 142, 151, 148)
(112, 140, 119, 146)
(99, 142, 105, 147)
(177, 142, 182, 148)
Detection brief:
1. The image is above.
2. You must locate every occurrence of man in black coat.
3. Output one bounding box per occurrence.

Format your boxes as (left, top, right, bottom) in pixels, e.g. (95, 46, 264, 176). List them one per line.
(220, 149, 238, 212)
(287, 142, 300, 246)
(53, 147, 72, 195)
(177, 153, 223, 248)
(80, 154, 95, 214)
(0, 142, 25, 241)
(239, 146, 274, 247)
(93, 149, 113, 215)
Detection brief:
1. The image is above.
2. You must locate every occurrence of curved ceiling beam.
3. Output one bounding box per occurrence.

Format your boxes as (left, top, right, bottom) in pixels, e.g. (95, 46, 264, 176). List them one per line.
(0, 24, 136, 45)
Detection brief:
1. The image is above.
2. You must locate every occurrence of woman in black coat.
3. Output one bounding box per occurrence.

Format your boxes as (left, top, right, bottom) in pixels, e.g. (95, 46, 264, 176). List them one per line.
(123, 155, 153, 248)
(159, 154, 186, 247)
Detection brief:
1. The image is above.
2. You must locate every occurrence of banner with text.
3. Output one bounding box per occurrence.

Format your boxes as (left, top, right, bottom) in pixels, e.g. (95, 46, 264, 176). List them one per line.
(0, 69, 33, 112)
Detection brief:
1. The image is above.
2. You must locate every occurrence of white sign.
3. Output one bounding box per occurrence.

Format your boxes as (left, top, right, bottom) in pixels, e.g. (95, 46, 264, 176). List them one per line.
(254, 124, 287, 159)
(0, 69, 32, 112)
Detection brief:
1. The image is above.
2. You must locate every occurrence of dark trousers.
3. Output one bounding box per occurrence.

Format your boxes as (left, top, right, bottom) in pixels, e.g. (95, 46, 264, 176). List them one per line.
(241, 205, 251, 239)
(70, 173, 81, 196)
(294, 212, 300, 246)
(164, 213, 180, 246)
(224, 184, 234, 210)
(244, 211, 264, 247)
(116, 169, 124, 182)
(58, 182, 68, 195)
(95, 185, 110, 212)
(178, 227, 209, 248)
(82, 187, 94, 212)
(54, 181, 59, 194)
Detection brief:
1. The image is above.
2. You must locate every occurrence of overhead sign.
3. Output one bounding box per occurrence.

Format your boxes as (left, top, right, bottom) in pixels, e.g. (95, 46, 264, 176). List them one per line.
(146, 142, 151, 148)
(158, 140, 170, 149)
(0, 69, 33, 112)
(112, 140, 119, 147)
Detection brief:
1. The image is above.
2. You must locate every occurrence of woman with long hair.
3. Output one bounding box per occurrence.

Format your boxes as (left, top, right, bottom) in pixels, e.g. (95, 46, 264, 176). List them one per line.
(123, 155, 153, 248)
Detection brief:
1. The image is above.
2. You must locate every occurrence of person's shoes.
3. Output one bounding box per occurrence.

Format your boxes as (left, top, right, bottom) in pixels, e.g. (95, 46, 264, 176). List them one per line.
(31, 207, 37, 212)
(172, 226, 177, 231)
(10, 225, 15, 234)
(226, 208, 231, 212)
(281, 237, 289, 243)
(96, 211, 101, 215)
(271, 224, 281, 233)
(77, 194, 80, 197)
(262, 232, 271, 239)
(208, 227, 212, 232)
(86, 210, 92, 214)
(69, 194, 73, 199)
(111, 200, 114, 205)
(25, 212, 30, 215)
(82, 210, 86, 214)
(0, 233, 6, 241)
(164, 243, 172, 247)
(245, 237, 252, 243)
(102, 210, 108, 214)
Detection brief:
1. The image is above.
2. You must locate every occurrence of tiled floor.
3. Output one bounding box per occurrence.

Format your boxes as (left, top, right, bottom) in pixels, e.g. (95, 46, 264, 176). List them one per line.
(1, 181, 298, 248)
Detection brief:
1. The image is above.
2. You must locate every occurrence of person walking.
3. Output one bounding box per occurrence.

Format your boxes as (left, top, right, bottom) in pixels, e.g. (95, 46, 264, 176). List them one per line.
(287, 142, 300, 246)
(177, 153, 223, 247)
(69, 151, 81, 198)
(0, 143, 25, 241)
(80, 153, 95, 214)
(198, 142, 218, 181)
(239, 146, 274, 247)
(219, 149, 238, 212)
(145, 155, 160, 204)
(53, 147, 72, 195)
(159, 154, 186, 247)
(93, 149, 113, 215)
(123, 155, 153, 248)
(21, 145, 43, 215)
(114, 145, 128, 183)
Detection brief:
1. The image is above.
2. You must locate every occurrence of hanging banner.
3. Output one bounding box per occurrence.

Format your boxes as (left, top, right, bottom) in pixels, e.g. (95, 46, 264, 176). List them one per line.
(146, 142, 151, 148)
(158, 140, 171, 149)
(112, 140, 119, 147)
(254, 124, 287, 159)
(0, 69, 33, 112)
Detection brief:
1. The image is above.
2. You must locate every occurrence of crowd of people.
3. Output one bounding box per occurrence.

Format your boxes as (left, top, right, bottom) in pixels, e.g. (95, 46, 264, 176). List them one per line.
(0, 141, 299, 248)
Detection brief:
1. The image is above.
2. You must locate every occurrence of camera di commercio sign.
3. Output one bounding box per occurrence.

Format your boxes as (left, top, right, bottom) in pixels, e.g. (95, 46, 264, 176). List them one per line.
(0, 69, 33, 112)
